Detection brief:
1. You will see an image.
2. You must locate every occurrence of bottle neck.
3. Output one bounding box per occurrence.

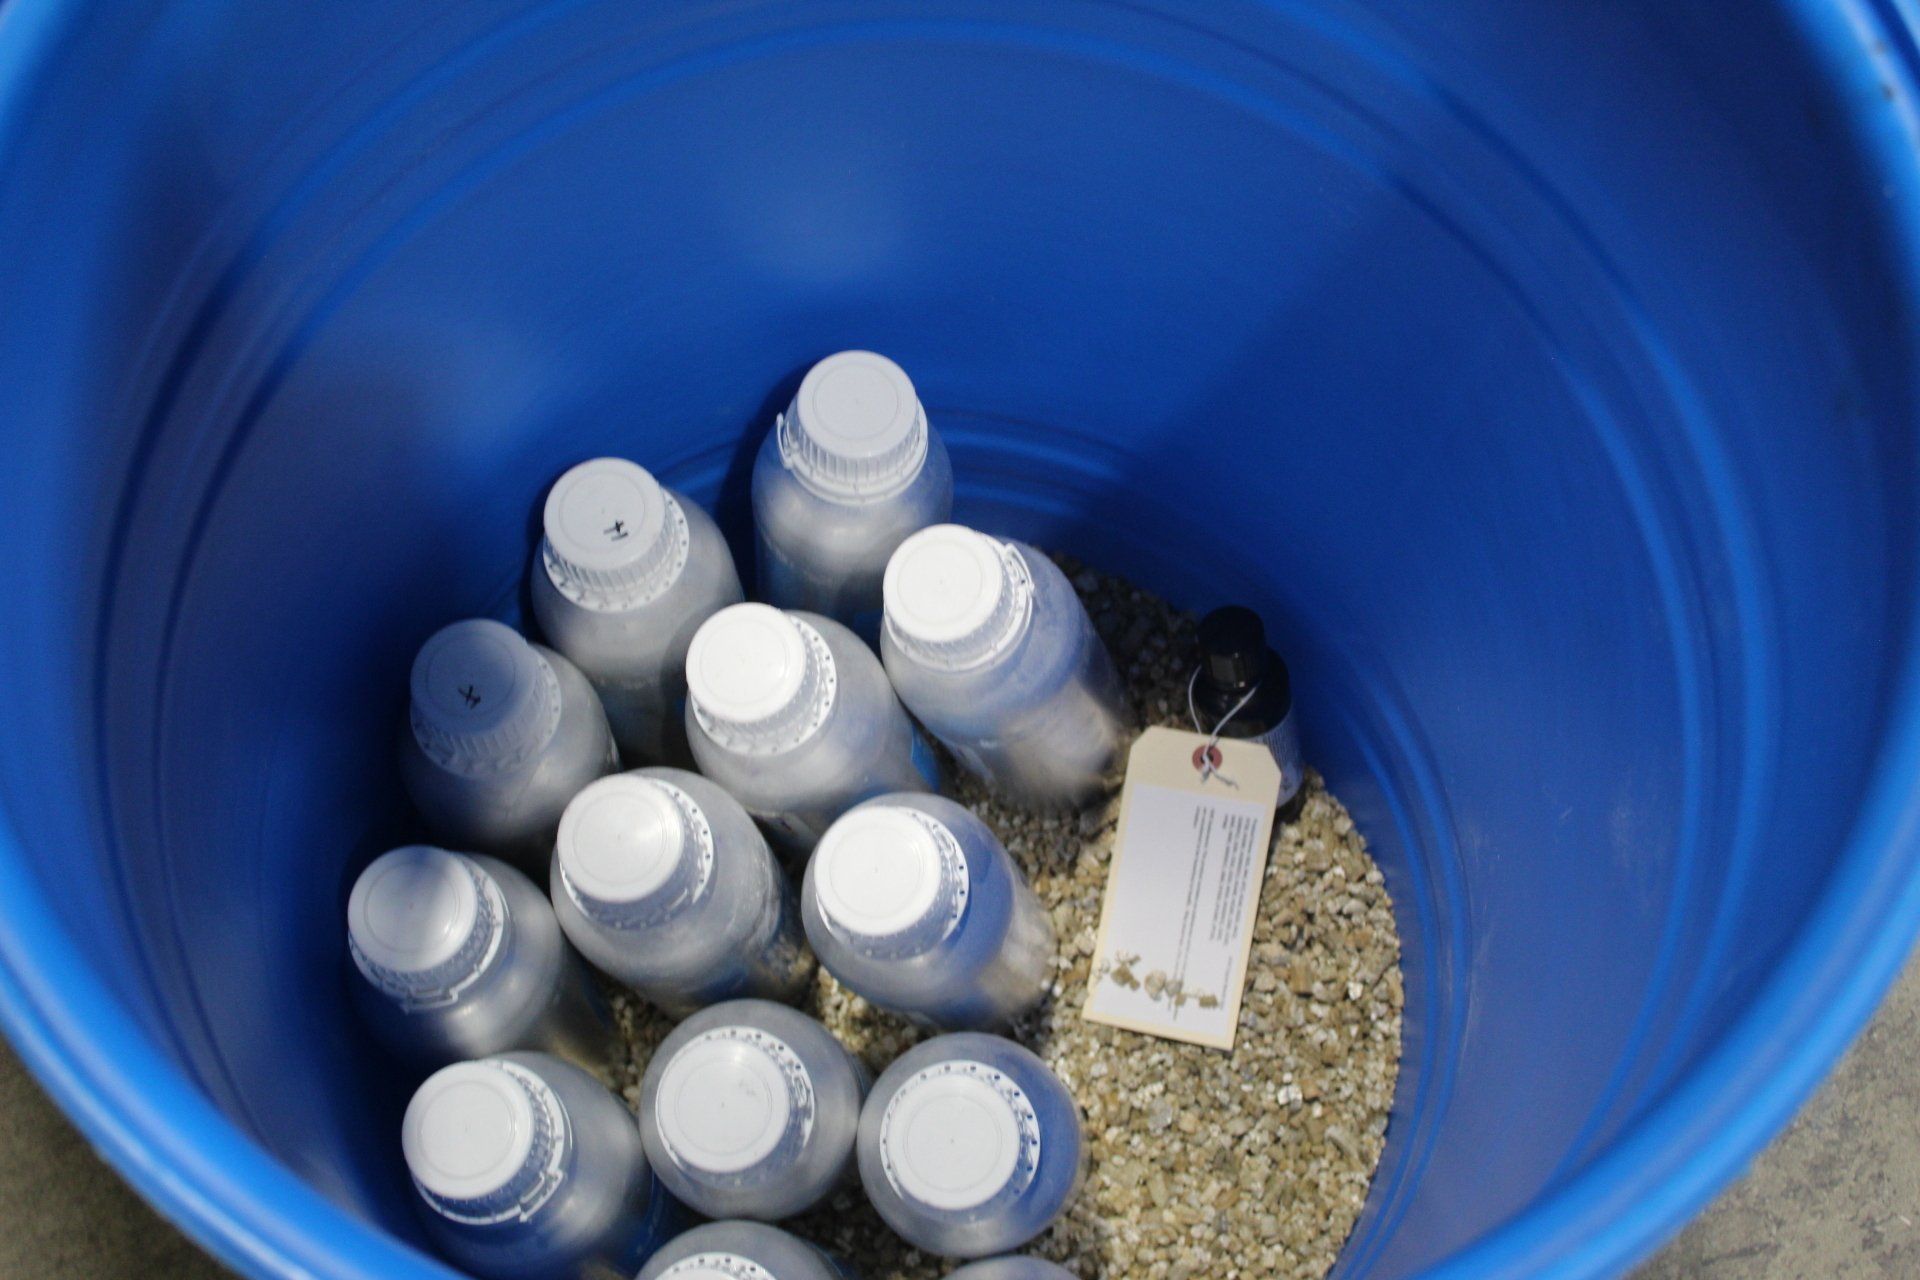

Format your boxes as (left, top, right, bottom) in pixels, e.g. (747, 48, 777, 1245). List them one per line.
(349, 853, 507, 1011)
(814, 808, 970, 959)
(879, 1059, 1041, 1213)
(1195, 605, 1278, 696)
(409, 629, 563, 777)
(542, 490, 690, 611)
(884, 533, 1035, 673)
(557, 778, 716, 930)
(777, 407, 929, 502)
(1194, 648, 1291, 715)
(690, 616, 837, 754)
(412, 1060, 572, 1226)
(776, 350, 930, 502)
(653, 1027, 815, 1178)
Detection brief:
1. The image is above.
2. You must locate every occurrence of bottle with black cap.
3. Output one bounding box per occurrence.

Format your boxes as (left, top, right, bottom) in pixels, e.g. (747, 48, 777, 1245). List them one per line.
(1190, 606, 1306, 822)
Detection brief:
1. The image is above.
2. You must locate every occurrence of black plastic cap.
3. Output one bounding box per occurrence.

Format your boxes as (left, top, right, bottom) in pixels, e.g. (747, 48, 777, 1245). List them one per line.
(1198, 606, 1267, 687)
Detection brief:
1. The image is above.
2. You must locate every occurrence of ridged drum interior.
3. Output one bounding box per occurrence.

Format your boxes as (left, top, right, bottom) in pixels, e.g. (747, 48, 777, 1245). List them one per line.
(1, 2, 1918, 1278)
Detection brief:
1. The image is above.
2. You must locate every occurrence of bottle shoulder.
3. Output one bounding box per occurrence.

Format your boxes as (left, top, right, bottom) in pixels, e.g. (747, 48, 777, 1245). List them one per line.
(753, 429, 953, 533)
(804, 612, 910, 733)
(509, 1051, 649, 1179)
(1190, 651, 1292, 732)
(531, 494, 741, 648)
(885, 562, 1100, 713)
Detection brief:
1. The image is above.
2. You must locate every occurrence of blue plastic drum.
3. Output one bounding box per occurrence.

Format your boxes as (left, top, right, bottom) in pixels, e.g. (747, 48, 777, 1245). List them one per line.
(2, 3, 1919, 1278)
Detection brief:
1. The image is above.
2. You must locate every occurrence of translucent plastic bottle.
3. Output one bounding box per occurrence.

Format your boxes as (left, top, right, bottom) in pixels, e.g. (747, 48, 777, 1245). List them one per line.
(802, 794, 1053, 1031)
(881, 525, 1125, 809)
(531, 457, 744, 767)
(947, 1259, 1078, 1280)
(348, 846, 611, 1071)
(684, 603, 937, 855)
(856, 1033, 1085, 1259)
(752, 350, 953, 638)
(639, 999, 869, 1221)
(403, 1051, 683, 1280)
(400, 618, 620, 869)
(635, 1220, 857, 1280)
(550, 768, 814, 1017)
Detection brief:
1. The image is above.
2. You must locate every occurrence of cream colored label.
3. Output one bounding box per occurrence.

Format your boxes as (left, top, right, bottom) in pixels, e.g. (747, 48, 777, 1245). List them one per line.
(1084, 727, 1280, 1050)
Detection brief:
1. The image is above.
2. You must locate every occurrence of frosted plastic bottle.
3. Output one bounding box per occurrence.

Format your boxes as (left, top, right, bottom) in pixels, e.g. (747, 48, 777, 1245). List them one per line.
(550, 768, 814, 1017)
(802, 794, 1053, 1031)
(639, 999, 869, 1220)
(684, 603, 937, 855)
(635, 1220, 857, 1280)
(403, 1051, 683, 1280)
(881, 525, 1124, 809)
(856, 1033, 1085, 1259)
(947, 1259, 1078, 1280)
(348, 846, 611, 1071)
(752, 350, 953, 638)
(400, 618, 619, 869)
(531, 457, 744, 767)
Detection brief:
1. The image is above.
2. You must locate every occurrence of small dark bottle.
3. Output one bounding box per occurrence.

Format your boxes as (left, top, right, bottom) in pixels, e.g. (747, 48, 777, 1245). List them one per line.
(1192, 606, 1306, 822)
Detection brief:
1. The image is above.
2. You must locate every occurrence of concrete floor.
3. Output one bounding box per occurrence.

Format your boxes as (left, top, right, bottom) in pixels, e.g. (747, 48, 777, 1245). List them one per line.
(2, 954, 1916, 1279)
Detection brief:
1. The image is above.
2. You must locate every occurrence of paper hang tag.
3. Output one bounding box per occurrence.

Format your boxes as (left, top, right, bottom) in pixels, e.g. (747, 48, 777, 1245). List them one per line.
(1083, 726, 1282, 1051)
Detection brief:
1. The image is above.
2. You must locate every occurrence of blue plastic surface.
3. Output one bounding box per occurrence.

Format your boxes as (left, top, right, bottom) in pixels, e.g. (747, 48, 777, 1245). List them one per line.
(1, 2, 1920, 1279)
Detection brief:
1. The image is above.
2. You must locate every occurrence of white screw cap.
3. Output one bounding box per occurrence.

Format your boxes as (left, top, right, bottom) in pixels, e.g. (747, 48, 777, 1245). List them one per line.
(541, 458, 686, 606)
(658, 1261, 770, 1280)
(409, 620, 562, 773)
(881, 1063, 1034, 1211)
(686, 605, 832, 751)
(812, 806, 966, 952)
(883, 525, 1033, 670)
(655, 1032, 802, 1175)
(403, 1060, 556, 1215)
(347, 846, 497, 1002)
(779, 351, 929, 499)
(556, 775, 706, 925)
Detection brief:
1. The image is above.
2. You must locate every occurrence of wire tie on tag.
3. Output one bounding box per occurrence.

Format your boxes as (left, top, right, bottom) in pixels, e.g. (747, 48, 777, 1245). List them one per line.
(1187, 667, 1260, 787)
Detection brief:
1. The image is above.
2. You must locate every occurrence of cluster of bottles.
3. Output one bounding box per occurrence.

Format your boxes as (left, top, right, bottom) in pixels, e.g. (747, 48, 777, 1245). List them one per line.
(349, 351, 1300, 1280)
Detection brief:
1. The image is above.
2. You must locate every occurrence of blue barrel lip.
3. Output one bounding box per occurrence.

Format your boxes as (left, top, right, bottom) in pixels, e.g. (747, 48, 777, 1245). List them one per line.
(2, 1, 1920, 1278)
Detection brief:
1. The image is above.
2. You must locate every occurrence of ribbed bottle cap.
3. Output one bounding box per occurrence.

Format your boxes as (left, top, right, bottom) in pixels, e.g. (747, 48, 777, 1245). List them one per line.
(659, 1258, 776, 1280)
(347, 846, 503, 1006)
(883, 525, 1034, 671)
(686, 605, 836, 753)
(1197, 605, 1268, 688)
(777, 351, 929, 500)
(654, 1028, 813, 1176)
(409, 620, 562, 774)
(556, 775, 713, 928)
(404, 1059, 567, 1223)
(540, 458, 690, 608)
(812, 806, 968, 956)
(880, 1060, 1040, 1211)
